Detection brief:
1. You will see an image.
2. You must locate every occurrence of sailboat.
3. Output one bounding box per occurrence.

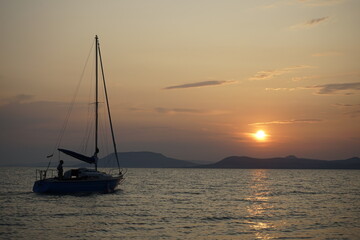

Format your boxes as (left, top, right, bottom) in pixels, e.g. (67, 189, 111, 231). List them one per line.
(33, 36, 124, 194)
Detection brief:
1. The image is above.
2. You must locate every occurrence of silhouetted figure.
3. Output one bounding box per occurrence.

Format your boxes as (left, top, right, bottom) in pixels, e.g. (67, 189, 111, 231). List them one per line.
(57, 160, 64, 179)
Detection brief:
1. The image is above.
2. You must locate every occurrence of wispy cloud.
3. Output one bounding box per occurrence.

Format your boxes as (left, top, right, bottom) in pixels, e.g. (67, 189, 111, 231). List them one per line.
(155, 107, 206, 114)
(0, 99, 70, 134)
(265, 87, 297, 91)
(291, 16, 330, 29)
(333, 103, 360, 118)
(293, 72, 359, 82)
(155, 107, 228, 115)
(164, 80, 236, 90)
(129, 106, 227, 115)
(250, 70, 285, 81)
(1, 94, 34, 105)
(249, 119, 322, 126)
(307, 17, 329, 26)
(292, 75, 321, 82)
(333, 103, 360, 108)
(297, 0, 346, 7)
(347, 110, 360, 118)
(250, 65, 312, 81)
(312, 51, 342, 57)
(308, 82, 360, 95)
(264, 0, 346, 9)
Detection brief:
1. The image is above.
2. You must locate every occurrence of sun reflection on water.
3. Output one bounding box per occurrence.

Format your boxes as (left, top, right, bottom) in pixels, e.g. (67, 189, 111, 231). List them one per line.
(245, 169, 275, 239)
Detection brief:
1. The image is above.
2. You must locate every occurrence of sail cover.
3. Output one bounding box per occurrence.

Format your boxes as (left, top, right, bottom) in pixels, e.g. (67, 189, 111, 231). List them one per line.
(58, 148, 96, 164)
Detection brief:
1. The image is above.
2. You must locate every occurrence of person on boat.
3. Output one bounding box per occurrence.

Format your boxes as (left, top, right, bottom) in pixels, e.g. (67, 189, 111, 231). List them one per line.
(57, 160, 64, 179)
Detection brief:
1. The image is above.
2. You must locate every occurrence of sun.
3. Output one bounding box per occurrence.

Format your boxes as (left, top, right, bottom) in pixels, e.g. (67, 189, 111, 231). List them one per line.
(254, 130, 267, 141)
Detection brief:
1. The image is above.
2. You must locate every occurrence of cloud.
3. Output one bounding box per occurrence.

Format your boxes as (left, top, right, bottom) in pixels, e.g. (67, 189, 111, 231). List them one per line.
(333, 103, 360, 108)
(250, 119, 322, 126)
(297, 0, 346, 7)
(306, 17, 329, 26)
(291, 16, 330, 29)
(250, 65, 313, 81)
(264, 0, 345, 9)
(333, 103, 360, 118)
(250, 70, 285, 81)
(294, 72, 359, 82)
(265, 87, 297, 91)
(164, 80, 236, 90)
(155, 107, 207, 114)
(312, 51, 342, 57)
(1, 94, 34, 105)
(130, 107, 228, 115)
(308, 82, 360, 95)
(346, 110, 360, 118)
(292, 75, 321, 82)
(284, 65, 314, 70)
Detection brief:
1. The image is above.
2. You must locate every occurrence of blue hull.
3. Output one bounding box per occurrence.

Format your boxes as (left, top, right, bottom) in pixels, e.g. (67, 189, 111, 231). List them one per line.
(33, 177, 121, 194)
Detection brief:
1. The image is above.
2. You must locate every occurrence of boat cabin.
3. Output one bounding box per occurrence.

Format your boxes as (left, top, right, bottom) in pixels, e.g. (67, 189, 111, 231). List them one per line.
(63, 168, 112, 180)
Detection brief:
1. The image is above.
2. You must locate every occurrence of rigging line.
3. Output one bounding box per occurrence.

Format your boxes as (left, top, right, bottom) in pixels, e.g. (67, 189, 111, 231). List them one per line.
(48, 40, 95, 162)
(80, 104, 94, 154)
(97, 101, 112, 171)
(80, 56, 96, 154)
(80, 79, 95, 153)
(98, 73, 111, 159)
(103, 112, 111, 160)
(83, 121, 94, 154)
(98, 41, 121, 173)
(56, 41, 95, 149)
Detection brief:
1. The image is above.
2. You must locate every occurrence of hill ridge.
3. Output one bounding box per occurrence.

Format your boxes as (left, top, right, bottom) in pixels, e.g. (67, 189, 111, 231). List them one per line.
(199, 155, 360, 169)
(7, 151, 360, 169)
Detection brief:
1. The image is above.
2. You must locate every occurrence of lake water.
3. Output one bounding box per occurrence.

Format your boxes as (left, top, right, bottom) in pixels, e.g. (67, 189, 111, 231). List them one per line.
(0, 168, 359, 239)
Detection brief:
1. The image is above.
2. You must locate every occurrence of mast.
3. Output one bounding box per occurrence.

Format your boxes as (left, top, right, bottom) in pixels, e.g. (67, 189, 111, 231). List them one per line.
(94, 35, 99, 171)
(98, 42, 122, 174)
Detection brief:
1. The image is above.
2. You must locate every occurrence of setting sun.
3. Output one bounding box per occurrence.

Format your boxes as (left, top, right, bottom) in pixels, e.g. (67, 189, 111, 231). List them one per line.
(254, 130, 267, 141)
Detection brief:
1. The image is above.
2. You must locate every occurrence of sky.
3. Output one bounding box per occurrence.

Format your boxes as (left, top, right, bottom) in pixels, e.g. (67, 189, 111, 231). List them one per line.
(0, 0, 359, 166)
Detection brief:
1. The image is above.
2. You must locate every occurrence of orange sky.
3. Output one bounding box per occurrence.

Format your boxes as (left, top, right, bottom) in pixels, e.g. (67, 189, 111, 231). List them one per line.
(0, 0, 359, 165)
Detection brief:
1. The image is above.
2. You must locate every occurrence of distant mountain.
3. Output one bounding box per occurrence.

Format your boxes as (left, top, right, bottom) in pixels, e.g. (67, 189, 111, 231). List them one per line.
(5, 152, 359, 169)
(100, 151, 197, 168)
(198, 155, 360, 169)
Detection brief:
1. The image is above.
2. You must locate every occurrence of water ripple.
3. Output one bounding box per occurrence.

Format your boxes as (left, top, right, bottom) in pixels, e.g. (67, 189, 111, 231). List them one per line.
(1, 168, 359, 239)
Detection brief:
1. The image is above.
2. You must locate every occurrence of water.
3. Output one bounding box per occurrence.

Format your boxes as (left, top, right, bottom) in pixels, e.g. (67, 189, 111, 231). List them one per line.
(1, 168, 359, 239)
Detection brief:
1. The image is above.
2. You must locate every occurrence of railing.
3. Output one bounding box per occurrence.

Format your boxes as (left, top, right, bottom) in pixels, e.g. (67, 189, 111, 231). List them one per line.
(35, 169, 56, 180)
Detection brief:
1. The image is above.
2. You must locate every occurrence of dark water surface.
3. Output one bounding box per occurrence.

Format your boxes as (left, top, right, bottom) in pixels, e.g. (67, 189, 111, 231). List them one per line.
(1, 168, 359, 239)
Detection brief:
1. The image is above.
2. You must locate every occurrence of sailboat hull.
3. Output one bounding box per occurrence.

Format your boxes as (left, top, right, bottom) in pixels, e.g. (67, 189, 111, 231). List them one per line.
(33, 177, 122, 194)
